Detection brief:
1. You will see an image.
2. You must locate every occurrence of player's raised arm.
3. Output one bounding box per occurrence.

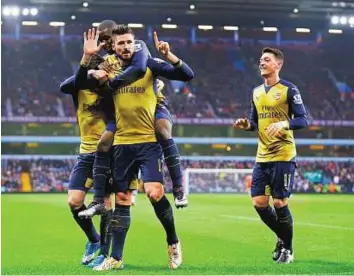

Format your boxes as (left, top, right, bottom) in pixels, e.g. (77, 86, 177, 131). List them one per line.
(233, 94, 258, 131)
(75, 28, 106, 89)
(105, 38, 150, 90)
(147, 31, 194, 81)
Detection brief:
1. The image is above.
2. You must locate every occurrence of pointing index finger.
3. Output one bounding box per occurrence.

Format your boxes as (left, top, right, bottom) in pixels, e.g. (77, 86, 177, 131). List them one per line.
(153, 31, 159, 47)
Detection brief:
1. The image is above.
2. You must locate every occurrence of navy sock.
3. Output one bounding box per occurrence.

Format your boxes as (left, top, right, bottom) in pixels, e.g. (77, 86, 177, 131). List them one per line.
(255, 206, 279, 237)
(71, 205, 100, 243)
(100, 209, 113, 257)
(275, 205, 293, 252)
(93, 151, 111, 203)
(159, 138, 183, 191)
(151, 196, 178, 245)
(111, 205, 131, 260)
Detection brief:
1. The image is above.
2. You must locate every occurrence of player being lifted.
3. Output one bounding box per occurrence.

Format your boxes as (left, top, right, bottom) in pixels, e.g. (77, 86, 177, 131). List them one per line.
(81, 20, 188, 219)
(60, 28, 149, 266)
(233, 47, 308, 264)
(87, 25, 194, 271)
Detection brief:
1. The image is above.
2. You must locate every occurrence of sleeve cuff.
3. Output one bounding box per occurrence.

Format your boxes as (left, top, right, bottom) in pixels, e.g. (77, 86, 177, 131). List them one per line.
(173, 59, 183, 68)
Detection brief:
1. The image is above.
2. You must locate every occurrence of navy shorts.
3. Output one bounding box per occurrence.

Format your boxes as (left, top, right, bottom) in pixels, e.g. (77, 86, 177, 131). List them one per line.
(69, 153, 113, 194)
(155, 104, 173, 124)
(251, 161, 296, 199)
(111, 142, 164, 193)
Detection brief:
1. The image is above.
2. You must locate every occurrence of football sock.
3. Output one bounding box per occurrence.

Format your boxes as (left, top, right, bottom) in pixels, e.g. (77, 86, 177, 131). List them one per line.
(159, 139, 183, 191)
(111, 205, 131, 260)
(255, 205, 279, 237)
(275, 205, 293, 252)
(151, 195, 178, 245)
(71, 205, 100, 243)
(93, 151, 110, 203)
(100, 209, 113, 256)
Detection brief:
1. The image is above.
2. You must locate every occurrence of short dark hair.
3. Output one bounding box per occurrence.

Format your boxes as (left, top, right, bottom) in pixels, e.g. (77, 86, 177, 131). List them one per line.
(262, 47, 284, 61)
(98, 20, 117, 32)
(112, 24, 135, 36)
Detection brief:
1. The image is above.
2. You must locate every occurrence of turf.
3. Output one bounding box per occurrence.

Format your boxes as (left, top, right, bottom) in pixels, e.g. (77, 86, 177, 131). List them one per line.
(2, 194, 354, 275)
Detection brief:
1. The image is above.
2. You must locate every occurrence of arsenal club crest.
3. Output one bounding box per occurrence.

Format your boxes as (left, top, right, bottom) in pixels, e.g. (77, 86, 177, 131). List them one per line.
(274, 92, 282, 101)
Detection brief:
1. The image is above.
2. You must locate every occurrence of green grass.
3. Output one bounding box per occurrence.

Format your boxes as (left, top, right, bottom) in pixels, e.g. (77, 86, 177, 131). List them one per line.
(2, 194, 354, 275)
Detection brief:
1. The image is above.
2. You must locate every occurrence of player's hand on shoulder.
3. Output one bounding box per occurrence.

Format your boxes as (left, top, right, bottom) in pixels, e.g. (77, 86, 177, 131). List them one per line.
(153, 31, 170, 58)
(91, 70, 108, 83)
(233, 118, 250, 130)
(83, 28, 106, 56)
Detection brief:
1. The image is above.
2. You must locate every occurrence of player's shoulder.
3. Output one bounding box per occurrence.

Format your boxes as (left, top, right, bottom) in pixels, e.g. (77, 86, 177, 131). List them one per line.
(279, 79, 299, 92)
(280, 79, 303, 104)
(134, 39, 146, 52)
(252, 84, 264, 94)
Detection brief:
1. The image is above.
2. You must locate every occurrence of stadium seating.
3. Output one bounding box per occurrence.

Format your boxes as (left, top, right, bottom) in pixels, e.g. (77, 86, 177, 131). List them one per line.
(2, 37, 354, 120)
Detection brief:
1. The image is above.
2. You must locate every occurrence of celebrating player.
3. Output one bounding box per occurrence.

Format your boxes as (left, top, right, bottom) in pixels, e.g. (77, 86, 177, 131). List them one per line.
(233, 47, 308, 264)
(60, 54, 114, 266)
(93, 25, 194, 271)
(82, 20, 188, 216)
(60, 27, 147, 267)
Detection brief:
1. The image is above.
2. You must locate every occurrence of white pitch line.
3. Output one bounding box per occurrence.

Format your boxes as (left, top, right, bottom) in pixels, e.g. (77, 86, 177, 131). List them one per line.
(221, 215, 354, 231)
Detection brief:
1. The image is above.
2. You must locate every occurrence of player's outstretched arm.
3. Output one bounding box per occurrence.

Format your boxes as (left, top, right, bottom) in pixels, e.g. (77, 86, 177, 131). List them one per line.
(106, 40, 149, 90)
(147, 31, 194, 81)
(233, 97, 258, 131)
(60, 75, 77, 95)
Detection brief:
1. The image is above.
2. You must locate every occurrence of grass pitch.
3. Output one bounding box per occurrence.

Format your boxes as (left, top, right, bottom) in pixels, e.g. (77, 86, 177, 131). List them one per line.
(2, 194, 354, 275)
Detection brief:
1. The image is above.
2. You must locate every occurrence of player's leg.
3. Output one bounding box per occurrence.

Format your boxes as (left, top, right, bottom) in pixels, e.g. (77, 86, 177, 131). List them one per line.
(88, 184, 113, 268)
(251, 162, 283, 261)
(94, 145, 134, 271)
(271, 162, 296, 264)
(139, 142, 182, 269)
(155, 107, 187, 208)
(79, 123, 115, 218)
(68, 154, 100, 264)
(94, 191, 132, 271)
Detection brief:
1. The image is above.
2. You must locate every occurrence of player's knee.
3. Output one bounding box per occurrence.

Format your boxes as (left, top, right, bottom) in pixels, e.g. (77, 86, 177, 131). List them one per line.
(115, 192, 131, 206)
(68, 197, 84, 210)
(273, 198, 288, 209)
(146, 185, 164, 203)
(252, 196, 269, 208)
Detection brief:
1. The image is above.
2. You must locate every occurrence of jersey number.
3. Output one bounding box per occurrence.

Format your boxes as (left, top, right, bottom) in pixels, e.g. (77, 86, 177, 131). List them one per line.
(283, 174, 292, 190)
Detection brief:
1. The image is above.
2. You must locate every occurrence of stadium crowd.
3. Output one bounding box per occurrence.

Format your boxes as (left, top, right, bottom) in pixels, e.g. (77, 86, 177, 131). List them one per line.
(2, 37, 354, 120)
(2, 159, 353, 194)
